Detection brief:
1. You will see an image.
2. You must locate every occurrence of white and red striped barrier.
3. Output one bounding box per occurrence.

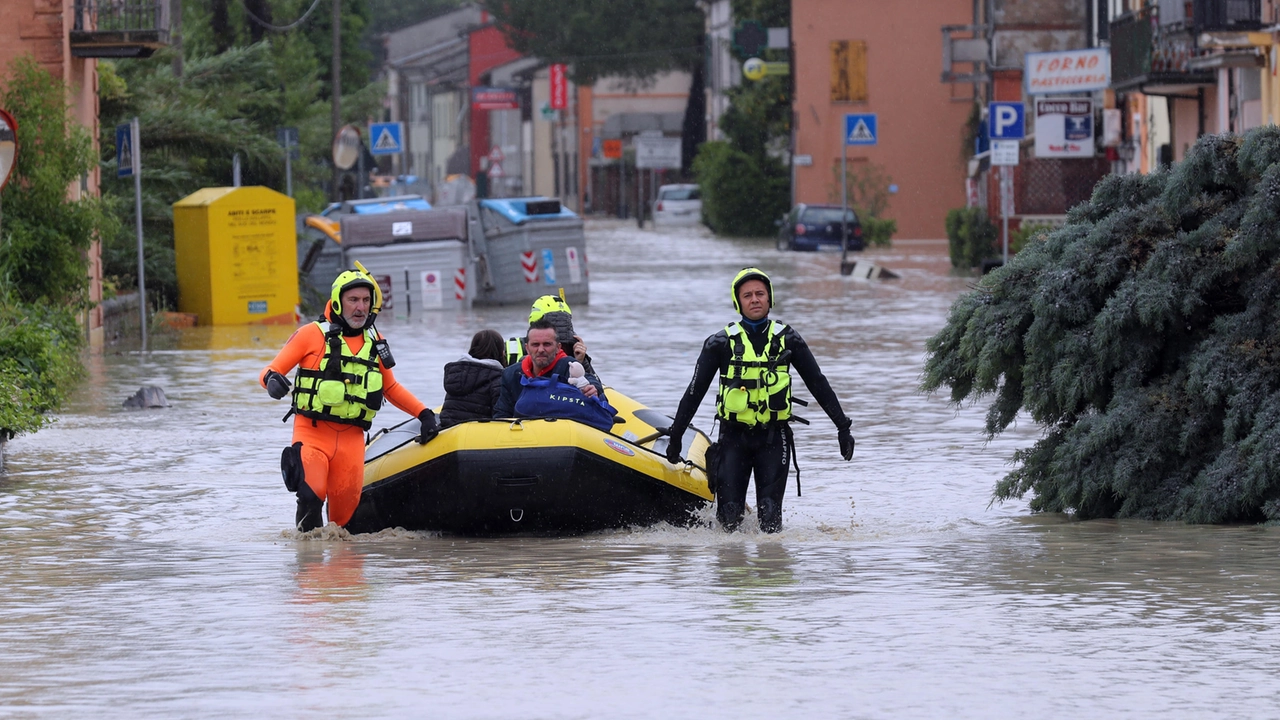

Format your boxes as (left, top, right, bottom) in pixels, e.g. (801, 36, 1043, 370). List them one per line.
(521, 251, 538, 283)
(454, 268, 466, 300)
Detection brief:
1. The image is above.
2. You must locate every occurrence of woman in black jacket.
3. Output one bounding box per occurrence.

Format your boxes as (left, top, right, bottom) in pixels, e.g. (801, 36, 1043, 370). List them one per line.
(439, 329, 507, 428)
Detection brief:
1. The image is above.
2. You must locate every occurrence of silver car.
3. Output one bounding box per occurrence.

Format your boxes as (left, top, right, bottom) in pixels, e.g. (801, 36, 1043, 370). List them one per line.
(652, 184, 702, 227)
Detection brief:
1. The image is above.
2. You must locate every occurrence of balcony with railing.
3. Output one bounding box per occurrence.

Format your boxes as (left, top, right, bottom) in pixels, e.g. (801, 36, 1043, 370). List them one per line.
(70, 1, 170, 59)
(1193, 0, 1263, 31)
(1110, 5, 1215, 94)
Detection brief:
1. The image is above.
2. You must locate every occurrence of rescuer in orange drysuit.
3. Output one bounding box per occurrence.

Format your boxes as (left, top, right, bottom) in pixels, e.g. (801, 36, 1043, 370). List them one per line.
(260, 267, 437, 531)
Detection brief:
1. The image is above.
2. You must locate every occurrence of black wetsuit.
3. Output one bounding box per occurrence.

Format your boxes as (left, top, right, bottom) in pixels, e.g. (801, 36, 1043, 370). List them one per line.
(668, 316, 851, 532)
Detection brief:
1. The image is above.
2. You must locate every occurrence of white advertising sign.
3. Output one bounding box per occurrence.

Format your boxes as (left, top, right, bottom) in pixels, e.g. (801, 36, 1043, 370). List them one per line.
(1024, 48, 1110, 95)
(1035, 99, 1095, 158)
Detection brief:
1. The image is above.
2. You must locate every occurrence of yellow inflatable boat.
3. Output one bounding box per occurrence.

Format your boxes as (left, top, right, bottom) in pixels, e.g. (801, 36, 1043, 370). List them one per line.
(345, 388, 713, 535)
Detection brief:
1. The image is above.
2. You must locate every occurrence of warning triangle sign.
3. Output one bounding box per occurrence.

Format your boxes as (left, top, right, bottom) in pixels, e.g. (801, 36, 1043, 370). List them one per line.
(373, 127, 399, 152)
(847, 119, 874, 143)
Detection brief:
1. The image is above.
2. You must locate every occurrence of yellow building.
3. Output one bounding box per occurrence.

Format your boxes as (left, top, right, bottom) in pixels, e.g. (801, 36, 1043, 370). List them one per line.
(173, 186, 298, 326)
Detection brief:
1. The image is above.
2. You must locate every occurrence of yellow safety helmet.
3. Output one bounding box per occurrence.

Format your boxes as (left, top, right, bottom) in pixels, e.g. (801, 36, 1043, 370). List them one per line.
(731, 267, 773, 313)
(330, 261, 383, 318)
(529, 289, 572, 323)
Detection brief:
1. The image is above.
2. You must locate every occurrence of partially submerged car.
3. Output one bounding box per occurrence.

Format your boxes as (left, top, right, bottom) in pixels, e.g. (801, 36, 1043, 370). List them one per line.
(777, 204, 862, 251)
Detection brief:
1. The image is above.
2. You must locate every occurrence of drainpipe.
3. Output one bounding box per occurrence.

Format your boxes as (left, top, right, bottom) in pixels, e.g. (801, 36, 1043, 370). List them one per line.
(1198, 87, 1205, 137)
(1217, 67, 1230, 133)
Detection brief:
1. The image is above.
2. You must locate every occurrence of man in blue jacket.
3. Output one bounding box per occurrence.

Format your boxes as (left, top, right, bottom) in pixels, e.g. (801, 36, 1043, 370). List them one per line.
(494, 319, 603, 418)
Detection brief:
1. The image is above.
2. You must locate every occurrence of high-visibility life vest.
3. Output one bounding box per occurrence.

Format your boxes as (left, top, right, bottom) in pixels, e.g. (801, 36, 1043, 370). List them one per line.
(291, 322, 384, 429)
(716, 320, 792, 426)
(506, 336, 526, 367)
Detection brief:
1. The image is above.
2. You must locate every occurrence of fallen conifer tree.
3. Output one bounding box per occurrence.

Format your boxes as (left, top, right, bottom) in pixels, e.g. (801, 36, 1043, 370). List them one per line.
(922, 128, 1280, 522)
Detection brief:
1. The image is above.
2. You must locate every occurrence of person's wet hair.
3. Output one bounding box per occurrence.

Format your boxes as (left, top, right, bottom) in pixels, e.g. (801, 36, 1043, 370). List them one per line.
(469, 329, 507, 366)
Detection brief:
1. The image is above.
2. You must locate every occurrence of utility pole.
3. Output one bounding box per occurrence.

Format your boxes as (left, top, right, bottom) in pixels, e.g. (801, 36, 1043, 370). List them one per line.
(170, 0, 183, 79)
(331, 0, 342, 201)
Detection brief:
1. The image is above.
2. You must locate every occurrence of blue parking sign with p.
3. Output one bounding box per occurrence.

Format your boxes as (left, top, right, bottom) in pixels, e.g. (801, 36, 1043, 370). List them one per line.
(988, 102, 1025, 140)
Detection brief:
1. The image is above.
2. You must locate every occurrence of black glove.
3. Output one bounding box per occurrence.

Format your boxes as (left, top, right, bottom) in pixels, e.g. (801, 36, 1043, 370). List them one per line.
(665, 431, 683, 464)
(838, 426, 855, 461)
(417, 408, 439, 444)
(265, 370, 291, 400)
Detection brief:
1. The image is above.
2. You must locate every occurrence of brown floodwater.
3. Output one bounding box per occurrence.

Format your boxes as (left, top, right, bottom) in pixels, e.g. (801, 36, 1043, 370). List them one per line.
(1, 221, 1276, 718)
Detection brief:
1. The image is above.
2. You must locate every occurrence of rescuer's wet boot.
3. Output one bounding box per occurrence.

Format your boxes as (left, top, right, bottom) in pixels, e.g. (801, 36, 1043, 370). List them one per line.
(717, 500, 745, 532)
(757, 498, 782, 533)
(295, 482, 325, 532)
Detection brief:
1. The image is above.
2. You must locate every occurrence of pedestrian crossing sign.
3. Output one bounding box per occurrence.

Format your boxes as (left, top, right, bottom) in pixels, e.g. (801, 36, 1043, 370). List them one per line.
(368, 122, 404, 155)
(116, 122, 135, 177)
(844, 113, 877, 146)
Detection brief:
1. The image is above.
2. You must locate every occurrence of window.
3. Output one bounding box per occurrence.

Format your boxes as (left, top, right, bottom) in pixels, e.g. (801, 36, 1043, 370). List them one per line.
(802, 208, 857, 224)
(830, 40, 868, 103)
(433, 93, 457, 140)
(659, 186, 701, 201)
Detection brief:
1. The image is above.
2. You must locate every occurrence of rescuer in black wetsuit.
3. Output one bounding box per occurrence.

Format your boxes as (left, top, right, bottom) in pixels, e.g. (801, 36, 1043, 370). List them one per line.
(665, 268, 855, 533)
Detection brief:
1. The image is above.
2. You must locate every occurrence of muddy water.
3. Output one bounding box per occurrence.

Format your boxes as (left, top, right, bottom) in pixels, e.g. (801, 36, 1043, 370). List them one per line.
(2, 221, 1278, 718)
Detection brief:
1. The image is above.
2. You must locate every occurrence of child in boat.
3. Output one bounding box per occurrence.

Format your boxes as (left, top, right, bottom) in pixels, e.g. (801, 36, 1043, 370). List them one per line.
(439, 329, 507, 428)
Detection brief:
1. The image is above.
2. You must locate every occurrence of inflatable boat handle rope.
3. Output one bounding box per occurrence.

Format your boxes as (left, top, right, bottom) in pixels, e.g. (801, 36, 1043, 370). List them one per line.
(366, 418, 706, 473)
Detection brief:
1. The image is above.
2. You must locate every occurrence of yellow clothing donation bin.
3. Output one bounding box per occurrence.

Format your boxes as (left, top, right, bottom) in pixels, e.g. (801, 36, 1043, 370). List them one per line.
(173, 187, 298, 325)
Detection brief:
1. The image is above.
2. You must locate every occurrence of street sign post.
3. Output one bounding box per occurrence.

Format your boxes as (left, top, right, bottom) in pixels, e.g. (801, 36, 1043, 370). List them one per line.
(332, 124, 362, 199)
(0, 109, 18, 254)
(0, 109, 17, 192)
(369, 122, 404, 156)
(987, 102, 1025, 267)
(987, 102, 1025, 140)
(117, 118, 147, 348)
(844, 113, 878, 146)
(840, 113, 878, 275)
(276, 127, 299, 197)
(990, 139, 1019, 166)
(332, 125, 360, 170)
(999, 165, 1015, 265)
(486, 145, 505, 183)
(633, 136, 681, 169)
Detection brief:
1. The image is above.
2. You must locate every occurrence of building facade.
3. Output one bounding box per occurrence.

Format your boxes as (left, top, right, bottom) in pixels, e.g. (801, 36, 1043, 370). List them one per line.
(0, 0, 162, 345)
(794, 0, 974, 240)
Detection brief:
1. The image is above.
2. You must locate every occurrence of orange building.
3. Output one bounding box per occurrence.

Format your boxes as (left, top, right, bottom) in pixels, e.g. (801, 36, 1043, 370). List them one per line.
(792, 0, 972, 239)
(0, 0, 164, 345)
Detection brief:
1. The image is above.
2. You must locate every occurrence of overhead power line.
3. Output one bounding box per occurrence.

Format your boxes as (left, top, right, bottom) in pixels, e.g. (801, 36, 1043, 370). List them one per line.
(240, 0, 324, 32)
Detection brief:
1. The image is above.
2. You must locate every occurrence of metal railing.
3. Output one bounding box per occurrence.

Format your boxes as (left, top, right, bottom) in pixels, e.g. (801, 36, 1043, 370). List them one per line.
(1110, 8, 1157, 86)
(1193, 0, 1263, 31)
(72, 0, 169, 34)
(1110, 4, 1218, 88)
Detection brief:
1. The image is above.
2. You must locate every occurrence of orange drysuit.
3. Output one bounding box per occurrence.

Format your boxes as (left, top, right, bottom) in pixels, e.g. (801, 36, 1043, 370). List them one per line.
(261, 323, 426, 527)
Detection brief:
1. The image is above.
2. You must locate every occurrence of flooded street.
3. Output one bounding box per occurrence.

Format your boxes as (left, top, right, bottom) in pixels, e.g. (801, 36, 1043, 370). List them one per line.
(2, 221, 1278, 718)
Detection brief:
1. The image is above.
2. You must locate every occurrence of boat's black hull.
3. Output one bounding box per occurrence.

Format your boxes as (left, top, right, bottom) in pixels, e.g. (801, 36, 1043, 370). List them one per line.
(346, 446, 709, 535)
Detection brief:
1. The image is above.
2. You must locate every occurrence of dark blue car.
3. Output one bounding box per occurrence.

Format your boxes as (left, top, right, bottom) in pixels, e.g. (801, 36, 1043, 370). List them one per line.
(776, 204, 862, 252)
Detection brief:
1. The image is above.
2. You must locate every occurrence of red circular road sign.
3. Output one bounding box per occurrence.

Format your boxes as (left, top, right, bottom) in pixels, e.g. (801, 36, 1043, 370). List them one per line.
(0, 108, 17, 192)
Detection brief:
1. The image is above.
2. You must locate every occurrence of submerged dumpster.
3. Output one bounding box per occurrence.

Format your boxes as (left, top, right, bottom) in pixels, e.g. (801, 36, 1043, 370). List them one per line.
(471, 197, 588, 307)
(173, 186, 297, 325)
(298, 202, 472, 313)
(296, 195, 589, 314)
